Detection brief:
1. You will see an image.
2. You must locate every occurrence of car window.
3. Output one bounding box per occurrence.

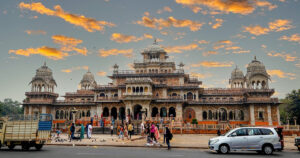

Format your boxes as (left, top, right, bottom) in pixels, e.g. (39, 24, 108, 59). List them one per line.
(248, 128, 262, 136)
(232, 129, 248, 136)
(260, 128, 273, 135)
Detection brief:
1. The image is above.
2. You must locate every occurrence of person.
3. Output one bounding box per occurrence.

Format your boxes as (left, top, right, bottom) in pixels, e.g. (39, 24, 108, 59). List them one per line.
(80, 124, 85, 139)
(88, 123, 93, 139)
(124, 124, 129, 139)
(56, 128, 61, 137)
(154, 125, 160, 143)
(70, 123, 75, 140)
(163, 126, 166, 144)
(128, 123, 133, 139)
(85, 123, 89, 138)
(141, 122, 144, 136)
(217, 128, 221, 136)
(119, 125, 124, 140)
(110, 124, 114, 136)
(67, 123, 72, 141)
(165, 126, 172, 150)
(150, 123, 155, 141)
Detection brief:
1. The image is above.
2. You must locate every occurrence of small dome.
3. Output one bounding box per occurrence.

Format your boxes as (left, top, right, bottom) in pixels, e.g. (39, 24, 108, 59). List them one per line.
(30, 62, 56, 86)
(81, 70, 96, 84)
(142, 40, 165, 53)
(231, 66, 244, 79)
(246, 56, 269, 79)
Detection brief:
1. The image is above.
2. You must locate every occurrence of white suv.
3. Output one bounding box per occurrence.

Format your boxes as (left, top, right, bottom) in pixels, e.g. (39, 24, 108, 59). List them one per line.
(208, 127, 282, 155)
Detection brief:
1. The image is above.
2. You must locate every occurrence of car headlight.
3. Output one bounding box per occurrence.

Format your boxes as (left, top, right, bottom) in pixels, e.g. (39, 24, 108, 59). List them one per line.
(210, 139, 219, 145)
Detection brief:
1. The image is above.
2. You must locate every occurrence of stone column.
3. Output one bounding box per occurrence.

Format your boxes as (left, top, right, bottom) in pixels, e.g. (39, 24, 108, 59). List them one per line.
(250, 104, 255, 125)
(176, 103, 183, 121)
(118, 89, 122, 98)
(198, 106, 203, 121)
(29, 105, 32, 116)
(267, 105, 273, 126)
(195, 91, 199, 101)
(162, 88, 167, 98)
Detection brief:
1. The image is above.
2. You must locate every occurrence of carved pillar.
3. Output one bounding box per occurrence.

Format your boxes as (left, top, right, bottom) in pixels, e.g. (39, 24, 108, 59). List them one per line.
(267, 105, 273, 126)
(250, 104, 255, 125)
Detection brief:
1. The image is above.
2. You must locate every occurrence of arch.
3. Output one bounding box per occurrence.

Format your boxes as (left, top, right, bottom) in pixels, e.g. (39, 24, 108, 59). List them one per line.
(169, 107, 176, 117)
(82, 111, 85, 117)
(229, 111, 233, 120)
(208, 110, 213, 120)
(203, 111, 207, 120)
(103, 107, 109, 117)
(240, 110, 244, 120)
(172, 93, 177, 97)
(133, 87, 136, 93)
(151, 107, 159, 117)
(144, 87, 149, 92)
(55, 110, 60, 119)
(99, 93, 105, 97)
(219, 108, 227, 121)
(111, 107, 117, 120)
(140, 87, 144, 93)
(160, 107, 167, 117)
(69, 111, 73, 120)
(136, 87, 140, 93)
(262, 80, 266, 89)
(134, 105, 143, 120)
(65, 111, 69, 120)
(60, 110, 64, 119)
(184, 108, 195, 122)
(214, 111, 218, 120)
(114, 93, 118, 98)
(119, 107, 125, 120)
(127, 87, 132, 93)
(187, 92, 193, 100)
(87, 110, 91, 117)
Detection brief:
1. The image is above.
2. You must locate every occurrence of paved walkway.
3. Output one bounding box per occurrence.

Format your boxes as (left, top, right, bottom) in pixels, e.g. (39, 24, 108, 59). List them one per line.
(48, 133, 298, 150)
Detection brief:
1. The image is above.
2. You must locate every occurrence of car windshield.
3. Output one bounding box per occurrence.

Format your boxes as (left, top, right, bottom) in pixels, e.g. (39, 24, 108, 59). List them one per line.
(224, 129, 235, 136)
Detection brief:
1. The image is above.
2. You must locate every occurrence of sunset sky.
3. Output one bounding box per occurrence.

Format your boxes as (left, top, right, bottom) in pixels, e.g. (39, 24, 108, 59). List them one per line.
(0, 0, 299, 102)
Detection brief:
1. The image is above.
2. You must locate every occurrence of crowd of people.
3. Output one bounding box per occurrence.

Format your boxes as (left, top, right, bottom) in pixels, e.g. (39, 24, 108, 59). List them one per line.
(55, 121, 173, 150)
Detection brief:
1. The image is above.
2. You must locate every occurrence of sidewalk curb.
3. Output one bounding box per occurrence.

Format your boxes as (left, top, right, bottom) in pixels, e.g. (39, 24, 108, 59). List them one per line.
(45, 143, 298, 151)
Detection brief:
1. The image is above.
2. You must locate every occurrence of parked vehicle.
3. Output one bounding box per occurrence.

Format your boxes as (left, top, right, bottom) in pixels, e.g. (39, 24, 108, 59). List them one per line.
(208, 127, 282, 155)
(0, 114, 52, 151)
(295, 137, 300, 151)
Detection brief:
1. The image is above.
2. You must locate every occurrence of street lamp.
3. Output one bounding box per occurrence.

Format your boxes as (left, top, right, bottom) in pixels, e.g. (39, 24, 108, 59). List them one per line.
(293, 116, 297, 126)
(71, 107, 78, 124)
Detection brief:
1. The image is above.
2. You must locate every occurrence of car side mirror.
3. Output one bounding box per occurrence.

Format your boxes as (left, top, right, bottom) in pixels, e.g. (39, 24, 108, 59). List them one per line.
(230, 133, 237, 137)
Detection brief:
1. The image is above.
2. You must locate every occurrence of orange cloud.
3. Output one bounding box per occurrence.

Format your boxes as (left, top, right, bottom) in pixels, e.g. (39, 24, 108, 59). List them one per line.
(157, 6, 173, 14)
(52, 35, 87, 55)
(99, 48, 133, 58)
(267, 51, 297, 61)
(213, 40, 233, 50)
(267, 69, 296, 80)
(165, 43, 198, 53)
(198, 40, 209, 44)
(97, 71, 107, 76)
(136, 13, 204, 31)
(191, 61, 234, 67)
(175, 0, 276, 15)
(190, 72, 212, 79)
(279, 34, 300, 44)
(225, 46, 241, 50)
(232, 50, 250, 54)
(211, 18, 223, 29)
(9, 46, 68, 60)
(110, 33, 153, 43)
(243, 19, 294, 36)
(19, 2, 115, 32)
(25, 30, 47, 35)
(202, 51, 218, 56)
(61, 66, 89, 73)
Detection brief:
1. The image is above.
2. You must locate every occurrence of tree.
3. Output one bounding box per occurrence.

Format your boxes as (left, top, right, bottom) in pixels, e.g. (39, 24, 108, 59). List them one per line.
(0, 98, 23, 117)
(279, 89, 300, 125)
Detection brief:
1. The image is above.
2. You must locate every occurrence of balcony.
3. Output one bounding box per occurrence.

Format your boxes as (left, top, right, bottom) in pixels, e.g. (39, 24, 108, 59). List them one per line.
(110, 69, 185, 78)
(96, 97, 120, 103)
(246, 98, 279, 103)
(188, 99, 244, 105)
(94, 85, 118, 90)
(23, 99, 54, 104)
(25, 92, 59, 97)
(53, 100, 95, 105)
(123, 92, 153, 100)
(154, 96, 184, 102)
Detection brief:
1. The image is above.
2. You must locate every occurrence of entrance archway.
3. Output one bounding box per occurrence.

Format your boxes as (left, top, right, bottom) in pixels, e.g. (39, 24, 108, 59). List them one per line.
(119, 107, 125, 120)
(184, 108, 195, 122)
(134, 105, 142, 120)
(111, 107, 117, 120)
(169, 107, 176, 117)
(151, 107, 158, 117)
(103, 107, 109, 117)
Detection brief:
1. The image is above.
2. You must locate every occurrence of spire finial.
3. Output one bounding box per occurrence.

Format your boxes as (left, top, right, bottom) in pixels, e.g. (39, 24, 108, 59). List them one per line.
(153, 38, 157, 45)
(254, 56, 257, 60)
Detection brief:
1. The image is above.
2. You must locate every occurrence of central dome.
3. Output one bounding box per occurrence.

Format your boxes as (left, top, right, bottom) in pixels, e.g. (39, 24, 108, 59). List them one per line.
(142, 40, 166, 53)
(231, 66, 244, 79)
(81, 70, 96, 84)
(30, 62, 57, 86)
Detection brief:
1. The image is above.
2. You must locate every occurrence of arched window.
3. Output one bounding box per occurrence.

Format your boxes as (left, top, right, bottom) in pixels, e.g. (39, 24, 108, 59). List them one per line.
(151, 107, 159, 117)
(160, 107, 167, 117)
(187, 92, 193, 100)
(87, 110, 91, 117)
(100, 93, 105, 97)
(172, 93, 177, 97)
(208, 110, 213, 120)
(82, 111, 85, 117)
(203, 111, 207, 120)
(55, 110, 60, 119)
(219, 108, 227, 121)
(114, 93, 118, 98)
(240, 110, 244, 120)
(60, 110, 64, 119)
(140, 87, 143, 93)
(229, 111, 233, 120)
(136, 87, 140, 93)
(144, 87, 148, 92)
(169, 107, 176, 117)
(111, 107, 117, 120)
(103, 107, 109, 117)
(127, 87, 132, 93)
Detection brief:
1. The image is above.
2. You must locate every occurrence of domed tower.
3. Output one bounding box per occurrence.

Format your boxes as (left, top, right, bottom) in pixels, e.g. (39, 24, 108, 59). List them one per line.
(142, 39, 169, 63)
(245, 56, 270, 89)
(80, 70, 97, 90)
(229, 66, 245, 88)
(30, 62, 57, 92)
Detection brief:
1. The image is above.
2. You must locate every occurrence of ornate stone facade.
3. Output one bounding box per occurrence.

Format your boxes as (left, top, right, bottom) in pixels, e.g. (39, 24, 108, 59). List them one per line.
(23, 41, 280, 127)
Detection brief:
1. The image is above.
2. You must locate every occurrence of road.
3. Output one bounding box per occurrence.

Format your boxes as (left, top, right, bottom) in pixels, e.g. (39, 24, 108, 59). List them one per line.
(0, 146, 299, 158)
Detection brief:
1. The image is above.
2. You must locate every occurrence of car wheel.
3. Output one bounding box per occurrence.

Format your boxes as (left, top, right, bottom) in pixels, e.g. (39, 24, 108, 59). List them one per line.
(262, 145, 273, 155)
(21, 143, 30, 151)
(219, 145, 229, 154)
(35, 144, 43, 150)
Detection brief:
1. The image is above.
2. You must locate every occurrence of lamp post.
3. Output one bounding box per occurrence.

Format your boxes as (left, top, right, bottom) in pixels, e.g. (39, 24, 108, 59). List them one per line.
(293, 116, 297, 126)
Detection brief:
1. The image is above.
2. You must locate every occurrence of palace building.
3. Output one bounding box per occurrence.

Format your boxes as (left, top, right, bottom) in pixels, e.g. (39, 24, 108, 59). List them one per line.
(23, 41, 280, 127)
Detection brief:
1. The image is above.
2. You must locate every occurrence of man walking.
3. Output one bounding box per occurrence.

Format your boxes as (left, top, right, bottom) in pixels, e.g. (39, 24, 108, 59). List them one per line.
(70, 123, 75, 141)
(166, 126, 172, 150)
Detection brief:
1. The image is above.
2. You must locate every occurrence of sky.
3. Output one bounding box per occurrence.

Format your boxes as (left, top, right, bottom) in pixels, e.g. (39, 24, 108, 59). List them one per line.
(0, 0, 299, 102)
